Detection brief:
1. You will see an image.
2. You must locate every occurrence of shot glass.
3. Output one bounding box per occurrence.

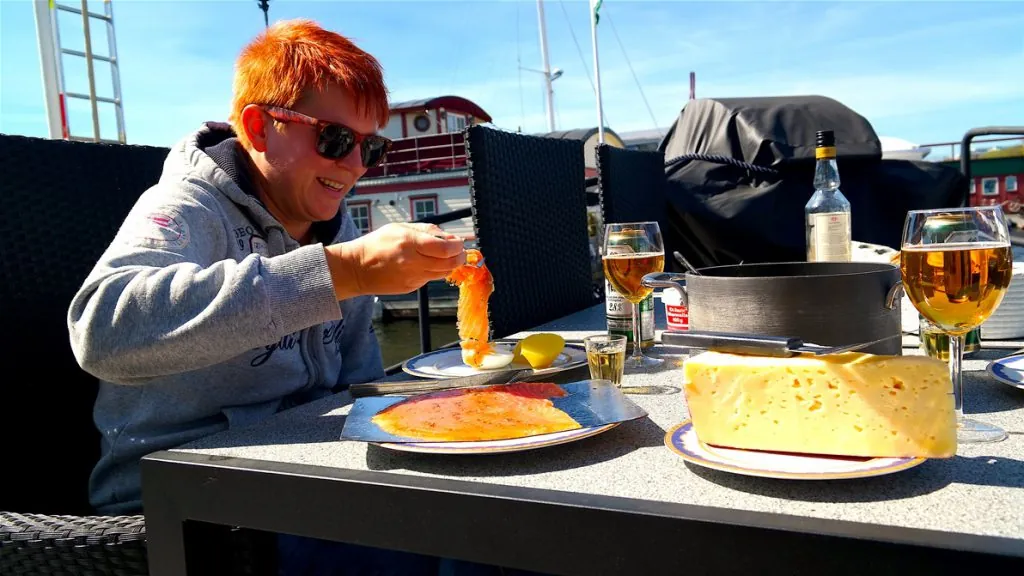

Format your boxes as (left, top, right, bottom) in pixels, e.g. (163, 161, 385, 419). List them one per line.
(584, 334, 627, 386)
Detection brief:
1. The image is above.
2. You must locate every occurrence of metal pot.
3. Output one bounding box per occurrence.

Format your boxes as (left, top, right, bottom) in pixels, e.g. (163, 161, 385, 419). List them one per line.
(642, 262, 905, 355)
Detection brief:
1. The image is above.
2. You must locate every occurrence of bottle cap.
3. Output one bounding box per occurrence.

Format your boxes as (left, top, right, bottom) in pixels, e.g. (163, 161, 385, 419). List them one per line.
(816, 130, 835, 147)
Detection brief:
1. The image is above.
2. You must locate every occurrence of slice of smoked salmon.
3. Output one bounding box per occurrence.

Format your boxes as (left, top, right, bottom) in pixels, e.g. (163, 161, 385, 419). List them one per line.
(371, 382, 579, 442)
(445, 248, 495, 368)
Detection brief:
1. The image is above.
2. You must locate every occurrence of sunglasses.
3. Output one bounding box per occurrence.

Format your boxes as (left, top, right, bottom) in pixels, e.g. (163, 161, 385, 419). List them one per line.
(260, 105, 392, 168)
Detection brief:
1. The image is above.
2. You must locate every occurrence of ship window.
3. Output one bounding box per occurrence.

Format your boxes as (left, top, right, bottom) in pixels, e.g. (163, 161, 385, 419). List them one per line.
(1006, 176, 1018, 193)
(411, 196, 437, 221)
(446, 114, 466, 133)
(413, 114, 431, 132)
(349, 202, 371, 235)
(981, 177, 999, 196)
(969, 180, 975, 194)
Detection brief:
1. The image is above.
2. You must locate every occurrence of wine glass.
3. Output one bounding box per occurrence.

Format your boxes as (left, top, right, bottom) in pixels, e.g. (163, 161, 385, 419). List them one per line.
(900, 205, 1013, 443)
(603, 222, 665, 371)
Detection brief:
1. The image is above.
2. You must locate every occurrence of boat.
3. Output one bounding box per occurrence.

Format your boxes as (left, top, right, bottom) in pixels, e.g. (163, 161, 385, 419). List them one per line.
(879, 136, 930, 161)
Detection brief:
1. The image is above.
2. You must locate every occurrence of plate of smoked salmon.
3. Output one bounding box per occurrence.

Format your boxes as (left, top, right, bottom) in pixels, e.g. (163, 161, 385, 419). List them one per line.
(403, 249, 586, 379)
(341, 380, 647, 454)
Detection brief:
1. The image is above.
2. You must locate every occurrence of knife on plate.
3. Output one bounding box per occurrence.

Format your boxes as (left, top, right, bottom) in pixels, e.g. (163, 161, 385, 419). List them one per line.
(348, 364, 591, 398)
(661, 330, 900, 358)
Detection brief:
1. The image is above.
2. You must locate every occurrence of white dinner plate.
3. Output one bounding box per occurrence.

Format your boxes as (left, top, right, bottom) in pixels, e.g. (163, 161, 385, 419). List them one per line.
(986, 354, 1024, 390)
(665, 420, 927, 480)
(401, 339, 587, 380)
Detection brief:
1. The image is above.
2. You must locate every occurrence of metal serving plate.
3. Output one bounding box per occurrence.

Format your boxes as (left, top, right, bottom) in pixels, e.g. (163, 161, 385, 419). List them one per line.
(340, 379, 648, 444)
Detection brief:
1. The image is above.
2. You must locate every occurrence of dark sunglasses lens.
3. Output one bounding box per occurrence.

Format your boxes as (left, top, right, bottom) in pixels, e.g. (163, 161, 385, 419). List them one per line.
(316, 124, 356, 159)
(361, 137, 389, 168)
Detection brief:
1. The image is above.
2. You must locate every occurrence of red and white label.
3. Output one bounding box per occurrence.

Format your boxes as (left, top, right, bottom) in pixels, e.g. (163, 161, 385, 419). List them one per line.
(666, 304, 689, 330)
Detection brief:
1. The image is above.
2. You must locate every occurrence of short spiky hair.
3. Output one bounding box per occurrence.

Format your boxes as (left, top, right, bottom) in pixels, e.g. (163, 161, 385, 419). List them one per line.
(229, 19, 390, 149)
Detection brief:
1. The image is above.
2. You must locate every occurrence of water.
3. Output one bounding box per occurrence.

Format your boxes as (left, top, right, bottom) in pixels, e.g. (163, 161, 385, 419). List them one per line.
(373, 319, 460, 368)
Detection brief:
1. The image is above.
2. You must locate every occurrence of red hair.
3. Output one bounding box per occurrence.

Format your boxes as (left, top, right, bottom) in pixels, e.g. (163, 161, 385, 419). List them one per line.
(229, 19, 390, 149)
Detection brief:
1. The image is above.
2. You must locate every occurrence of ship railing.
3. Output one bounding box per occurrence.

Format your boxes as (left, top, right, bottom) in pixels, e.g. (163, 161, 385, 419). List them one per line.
(920, 134, 1023, 162)
(365, 132, 467, 179)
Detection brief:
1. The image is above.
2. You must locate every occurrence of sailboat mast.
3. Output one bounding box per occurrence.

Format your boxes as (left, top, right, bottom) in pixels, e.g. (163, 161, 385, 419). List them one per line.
(536, 0, 556, 132)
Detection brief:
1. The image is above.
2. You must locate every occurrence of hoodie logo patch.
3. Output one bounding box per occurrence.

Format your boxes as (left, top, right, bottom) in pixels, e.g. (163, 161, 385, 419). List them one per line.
(128, 212, 191, 249)
(249, 235, 268, 256)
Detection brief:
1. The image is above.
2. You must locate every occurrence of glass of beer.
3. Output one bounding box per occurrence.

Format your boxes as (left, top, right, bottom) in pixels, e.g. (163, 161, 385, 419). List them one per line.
(901, 205, 1013, 443)
(584, 334, 627, 386)
(603, 222, 665, 371)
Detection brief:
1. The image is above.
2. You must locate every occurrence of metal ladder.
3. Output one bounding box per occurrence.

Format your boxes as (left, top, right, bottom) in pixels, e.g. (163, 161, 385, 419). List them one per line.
(32, 0, 126, 143)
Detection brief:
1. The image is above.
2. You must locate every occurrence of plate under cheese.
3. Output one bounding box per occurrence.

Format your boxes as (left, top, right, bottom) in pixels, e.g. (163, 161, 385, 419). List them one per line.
(682, 351, 957, 459)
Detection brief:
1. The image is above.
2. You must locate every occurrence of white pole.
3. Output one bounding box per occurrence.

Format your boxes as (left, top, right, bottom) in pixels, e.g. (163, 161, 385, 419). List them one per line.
(32, 0, 63, 139)
(536, 0, 556, 132)
(590, 0, 605, 143)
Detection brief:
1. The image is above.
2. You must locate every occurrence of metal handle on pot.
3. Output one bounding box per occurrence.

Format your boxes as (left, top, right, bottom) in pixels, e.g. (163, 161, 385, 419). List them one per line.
(886, 281, 904, 310)
(642, 272, 689, 305)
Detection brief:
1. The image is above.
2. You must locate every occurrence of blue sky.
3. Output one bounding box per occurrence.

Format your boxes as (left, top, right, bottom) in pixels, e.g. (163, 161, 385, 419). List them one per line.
(2, 0, 1022, 156)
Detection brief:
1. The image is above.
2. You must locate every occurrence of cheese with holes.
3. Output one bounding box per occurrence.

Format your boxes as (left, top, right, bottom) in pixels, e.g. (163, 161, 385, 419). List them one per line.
(682, 351, 956, 458)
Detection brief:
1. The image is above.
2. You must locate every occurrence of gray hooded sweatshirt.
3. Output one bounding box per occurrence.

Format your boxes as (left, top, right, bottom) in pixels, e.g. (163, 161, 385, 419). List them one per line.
(68, 123, 384, 515)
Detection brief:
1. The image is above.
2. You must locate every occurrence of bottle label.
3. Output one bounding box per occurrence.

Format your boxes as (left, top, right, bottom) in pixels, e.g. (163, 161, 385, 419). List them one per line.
(807, 211, 851, 261)
(815, 146, 836, 160)
(605, 279, 630, 319)
(606, 280, 654, 346)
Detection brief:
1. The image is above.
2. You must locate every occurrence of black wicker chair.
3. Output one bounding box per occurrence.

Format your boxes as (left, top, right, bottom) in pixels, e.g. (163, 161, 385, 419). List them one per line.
(595, 144, 668, 227)
(0, 134, 273, 575)
(595, 144, 691, 273)
(464, 126, 597, 338)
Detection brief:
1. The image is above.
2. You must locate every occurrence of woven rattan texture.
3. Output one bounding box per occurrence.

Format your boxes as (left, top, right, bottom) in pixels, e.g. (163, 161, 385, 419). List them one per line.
(465, 126, 596, 338)
(0, 513, 147, 576)
(0, 134, 167, 515)
(596, 144, 667, 229)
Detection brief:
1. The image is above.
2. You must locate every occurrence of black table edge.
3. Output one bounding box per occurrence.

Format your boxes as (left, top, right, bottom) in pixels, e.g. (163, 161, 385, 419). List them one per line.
(141, 450, 1024, 575)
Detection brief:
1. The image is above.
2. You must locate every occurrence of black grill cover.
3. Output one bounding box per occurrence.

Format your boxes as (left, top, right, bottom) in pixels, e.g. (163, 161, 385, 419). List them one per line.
(659, 95, 967, 268)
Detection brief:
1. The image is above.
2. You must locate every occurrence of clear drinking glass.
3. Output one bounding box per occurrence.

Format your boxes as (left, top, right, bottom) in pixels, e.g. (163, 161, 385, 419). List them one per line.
(900, 206, 1013, 443)
(602, 222, 665, 371)
(584, 334, 627, 386)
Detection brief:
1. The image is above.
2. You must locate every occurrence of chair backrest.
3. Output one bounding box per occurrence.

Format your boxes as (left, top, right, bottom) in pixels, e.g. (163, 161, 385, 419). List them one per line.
(0, 134, 168, 514)
(596, 144, 668, 228)
(465, 126, 596, 338)
(595, 144, 685, 272)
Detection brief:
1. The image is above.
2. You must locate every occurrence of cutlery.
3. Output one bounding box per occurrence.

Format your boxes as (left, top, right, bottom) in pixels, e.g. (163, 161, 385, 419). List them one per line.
(661, 330, 901, 358)
(349, 364, 590, 398)
(350, 368, 528, 398)
(672, 251, 701, 275)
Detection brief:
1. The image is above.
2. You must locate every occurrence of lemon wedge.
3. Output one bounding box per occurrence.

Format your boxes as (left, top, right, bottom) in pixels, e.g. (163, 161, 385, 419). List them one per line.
(513, 333, 565, 369)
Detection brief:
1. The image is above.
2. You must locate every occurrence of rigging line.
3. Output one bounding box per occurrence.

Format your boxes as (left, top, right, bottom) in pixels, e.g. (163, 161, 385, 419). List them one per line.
(605, 7, 661, 135)
(556, 0, 595, 94)
(556, 0, 609, 127)
(516, 1, 525, 130)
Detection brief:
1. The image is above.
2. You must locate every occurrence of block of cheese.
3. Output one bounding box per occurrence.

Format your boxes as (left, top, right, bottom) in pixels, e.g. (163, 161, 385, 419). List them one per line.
(682, 351, 956, 458)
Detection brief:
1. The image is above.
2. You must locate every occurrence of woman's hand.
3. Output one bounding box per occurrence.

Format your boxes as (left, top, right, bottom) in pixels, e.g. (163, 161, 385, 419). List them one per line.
(325, 223, 468, 299)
